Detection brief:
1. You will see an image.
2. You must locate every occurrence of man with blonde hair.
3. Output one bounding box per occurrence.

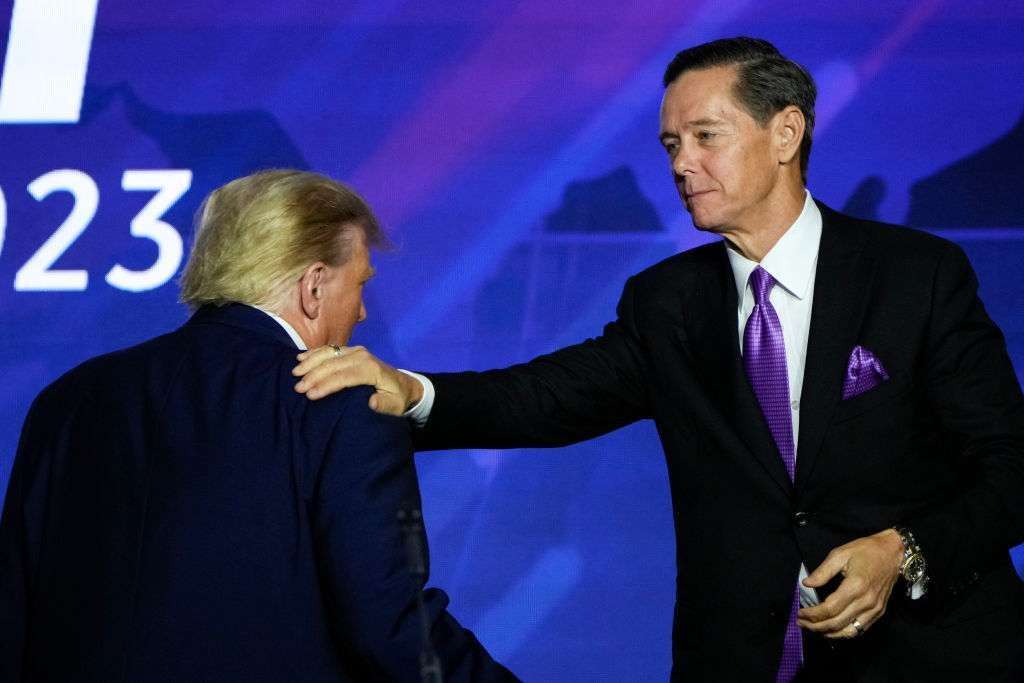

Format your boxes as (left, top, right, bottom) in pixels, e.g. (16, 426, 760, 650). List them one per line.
(0, 170, 517, 682)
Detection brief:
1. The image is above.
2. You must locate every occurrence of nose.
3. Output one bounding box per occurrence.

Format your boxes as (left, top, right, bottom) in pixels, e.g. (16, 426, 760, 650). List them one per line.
(672, 142, 696, 179)
(358, 302, 367, 323)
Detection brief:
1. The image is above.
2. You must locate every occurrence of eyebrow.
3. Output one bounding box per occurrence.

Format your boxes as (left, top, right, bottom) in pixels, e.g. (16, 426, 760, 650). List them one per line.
(659, 118, 727, 142)
(686, 117, 724, 127)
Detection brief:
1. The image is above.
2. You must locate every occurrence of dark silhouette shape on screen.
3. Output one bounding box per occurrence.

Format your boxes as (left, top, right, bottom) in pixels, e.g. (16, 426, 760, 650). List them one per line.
(906, 111, 1024, 228)
(544, 166, 664, 233)
(79, 84, 309, 177)
(842, 175, 886, 222)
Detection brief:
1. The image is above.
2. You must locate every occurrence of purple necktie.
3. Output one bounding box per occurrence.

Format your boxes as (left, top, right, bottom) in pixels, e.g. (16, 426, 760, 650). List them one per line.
(742, 266, 802, 682)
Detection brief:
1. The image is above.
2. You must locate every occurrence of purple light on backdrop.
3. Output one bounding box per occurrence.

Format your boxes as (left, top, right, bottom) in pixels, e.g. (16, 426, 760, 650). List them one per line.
(2, 2, 1024, 680)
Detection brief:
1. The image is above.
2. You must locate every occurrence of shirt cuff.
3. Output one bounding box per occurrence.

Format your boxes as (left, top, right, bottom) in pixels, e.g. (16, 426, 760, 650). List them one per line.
(910, 578, 927, 600)
(398, 369, 435, 427)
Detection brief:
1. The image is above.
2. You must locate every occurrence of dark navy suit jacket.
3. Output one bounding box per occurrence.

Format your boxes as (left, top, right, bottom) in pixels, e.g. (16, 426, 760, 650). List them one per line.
(0, 303, 516, 682)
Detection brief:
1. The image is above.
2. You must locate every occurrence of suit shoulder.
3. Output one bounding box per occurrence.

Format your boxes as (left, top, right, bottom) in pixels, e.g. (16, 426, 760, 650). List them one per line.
(32, 331, 177, 407)
(306, 384, 374, 419)
(301, 384, 413, 483)
(628, 240, 723, 292)
(824, 205, 962, 264)
(302, 383, 411, 440)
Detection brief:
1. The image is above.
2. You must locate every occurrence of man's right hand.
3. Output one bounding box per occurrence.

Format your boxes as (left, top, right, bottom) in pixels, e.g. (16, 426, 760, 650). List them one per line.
(293, 346, 423, 416)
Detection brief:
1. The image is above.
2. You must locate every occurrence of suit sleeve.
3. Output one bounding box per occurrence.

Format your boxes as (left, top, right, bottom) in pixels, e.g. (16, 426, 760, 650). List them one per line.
(0, 411, 31, 682)
(907, 242, 1024, 594)
(312, 388, 518, 682)
(0, 386, 58, 682)
(417, 275, 651, 451)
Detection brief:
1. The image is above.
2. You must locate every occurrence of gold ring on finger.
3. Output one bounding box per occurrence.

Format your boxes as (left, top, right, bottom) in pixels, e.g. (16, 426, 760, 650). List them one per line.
(330, 344, 343, 358)
(850, 617, 865, 636)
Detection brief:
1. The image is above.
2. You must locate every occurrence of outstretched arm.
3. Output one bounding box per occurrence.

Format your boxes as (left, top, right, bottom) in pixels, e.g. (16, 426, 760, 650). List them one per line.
(296, 276, 652, 451)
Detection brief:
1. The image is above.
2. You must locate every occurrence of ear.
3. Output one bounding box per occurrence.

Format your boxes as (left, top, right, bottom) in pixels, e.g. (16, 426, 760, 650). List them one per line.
(298, 262, 328, 320)
(773, 105, 805, 166)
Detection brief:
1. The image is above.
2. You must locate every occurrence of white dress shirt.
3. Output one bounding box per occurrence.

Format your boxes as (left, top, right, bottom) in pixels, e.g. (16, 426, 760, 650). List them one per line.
(253, 305, 307, 350)
(727, 192, 821, 451)
(725, 191, 823, 607)
(402, 369, 435, 425)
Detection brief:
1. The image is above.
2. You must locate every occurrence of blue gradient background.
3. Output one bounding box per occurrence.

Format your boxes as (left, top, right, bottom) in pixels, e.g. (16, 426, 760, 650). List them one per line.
(1, 2, 1023, 679)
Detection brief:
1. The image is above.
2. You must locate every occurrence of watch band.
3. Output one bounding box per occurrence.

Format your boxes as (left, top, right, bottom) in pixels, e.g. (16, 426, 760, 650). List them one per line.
(893, 526, 930, 597)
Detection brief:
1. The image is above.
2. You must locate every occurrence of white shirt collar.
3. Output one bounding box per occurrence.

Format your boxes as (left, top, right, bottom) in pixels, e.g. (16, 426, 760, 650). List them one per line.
(251, 305, 308, 350)
(725, 190, 822, 301)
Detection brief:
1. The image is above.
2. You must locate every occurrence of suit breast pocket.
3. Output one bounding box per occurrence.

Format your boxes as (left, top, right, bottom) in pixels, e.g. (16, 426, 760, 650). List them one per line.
(832, 370, 913, 424)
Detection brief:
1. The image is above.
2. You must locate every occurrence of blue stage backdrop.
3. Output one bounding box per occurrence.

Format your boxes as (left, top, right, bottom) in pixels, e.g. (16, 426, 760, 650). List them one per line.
(2, 1, 1023, 678)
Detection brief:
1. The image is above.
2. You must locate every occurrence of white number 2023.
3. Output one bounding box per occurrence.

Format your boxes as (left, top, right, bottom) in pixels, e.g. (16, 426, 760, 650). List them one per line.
(8, 169, 192, 292)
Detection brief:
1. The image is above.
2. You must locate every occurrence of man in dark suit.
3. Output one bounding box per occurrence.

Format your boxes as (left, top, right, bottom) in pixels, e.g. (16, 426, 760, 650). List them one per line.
(0, 170, 517, 682)
(293, 39, 1024, 680)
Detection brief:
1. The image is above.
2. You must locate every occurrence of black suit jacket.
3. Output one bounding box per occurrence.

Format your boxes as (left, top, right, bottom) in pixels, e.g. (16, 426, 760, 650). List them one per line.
(0, 304, 517, 682)
(416, 204, 1024, 681)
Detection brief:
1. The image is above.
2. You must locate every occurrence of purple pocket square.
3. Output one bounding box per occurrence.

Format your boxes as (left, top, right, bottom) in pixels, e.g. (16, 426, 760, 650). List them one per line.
(842, 345, 890, 400)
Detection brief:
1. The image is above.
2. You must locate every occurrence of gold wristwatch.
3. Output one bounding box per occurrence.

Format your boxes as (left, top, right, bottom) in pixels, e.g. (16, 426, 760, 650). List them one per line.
(894, 526, 929, 597)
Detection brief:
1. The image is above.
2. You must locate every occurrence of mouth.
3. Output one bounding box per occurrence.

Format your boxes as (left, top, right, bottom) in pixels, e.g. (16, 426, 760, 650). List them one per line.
(684, 189, 714, 200)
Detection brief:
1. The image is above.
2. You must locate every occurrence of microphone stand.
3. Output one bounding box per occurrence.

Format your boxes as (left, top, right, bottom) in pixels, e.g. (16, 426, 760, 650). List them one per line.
(398, 506, 443, 683)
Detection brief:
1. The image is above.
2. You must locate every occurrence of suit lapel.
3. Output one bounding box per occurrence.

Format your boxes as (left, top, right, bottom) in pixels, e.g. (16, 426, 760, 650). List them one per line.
(682, 244, 793, 496)
(795, 205, 877, 490)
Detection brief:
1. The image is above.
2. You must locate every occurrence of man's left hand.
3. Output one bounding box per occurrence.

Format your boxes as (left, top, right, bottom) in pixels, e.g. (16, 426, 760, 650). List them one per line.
(797, 528, 904, 639)
(293, 345, 422, 415)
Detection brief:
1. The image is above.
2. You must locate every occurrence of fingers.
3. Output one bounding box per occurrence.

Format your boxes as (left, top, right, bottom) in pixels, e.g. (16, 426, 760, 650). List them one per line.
(818, 600, 886, 640)
(822, 604, 885, 640)
(294, 349, 375, 400)
(825, 618, 865, 640)
(798, 574, 859, 626)
(799, 591, 868, 634)
(798, 575, 889, 637)
(291, 346, 412, 414)
(803, 547, 848, 588)
(798, 532, 902, 639)
(293, 345, 365, 377)
(367, 390, 409, 416)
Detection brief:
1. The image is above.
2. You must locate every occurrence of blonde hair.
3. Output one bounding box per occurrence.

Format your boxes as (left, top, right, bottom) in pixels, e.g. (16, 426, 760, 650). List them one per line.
(179, 169, 383, 310)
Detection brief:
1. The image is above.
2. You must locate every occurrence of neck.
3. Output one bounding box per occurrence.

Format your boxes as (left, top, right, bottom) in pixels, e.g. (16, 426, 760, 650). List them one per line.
(275, 306, 320, 350)
(720, 183, 806, 262)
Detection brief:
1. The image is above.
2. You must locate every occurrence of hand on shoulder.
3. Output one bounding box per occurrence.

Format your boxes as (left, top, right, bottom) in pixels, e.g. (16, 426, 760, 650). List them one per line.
(293, 345, 422, 416)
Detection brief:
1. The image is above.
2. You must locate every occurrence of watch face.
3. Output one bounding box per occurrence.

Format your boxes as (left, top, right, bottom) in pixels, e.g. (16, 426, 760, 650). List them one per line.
(904, 555, 926, 583)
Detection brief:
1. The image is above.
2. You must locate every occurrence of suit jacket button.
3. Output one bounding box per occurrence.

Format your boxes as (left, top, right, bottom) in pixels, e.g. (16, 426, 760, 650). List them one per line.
(794, 511, 809, 527)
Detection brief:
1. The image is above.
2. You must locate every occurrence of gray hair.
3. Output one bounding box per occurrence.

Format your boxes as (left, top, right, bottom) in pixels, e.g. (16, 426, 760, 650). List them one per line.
(663, 37, 817, 183)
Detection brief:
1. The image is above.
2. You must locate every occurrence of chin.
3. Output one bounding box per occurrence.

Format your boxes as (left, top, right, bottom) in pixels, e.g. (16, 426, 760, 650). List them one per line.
(688, 211, 725, 234)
